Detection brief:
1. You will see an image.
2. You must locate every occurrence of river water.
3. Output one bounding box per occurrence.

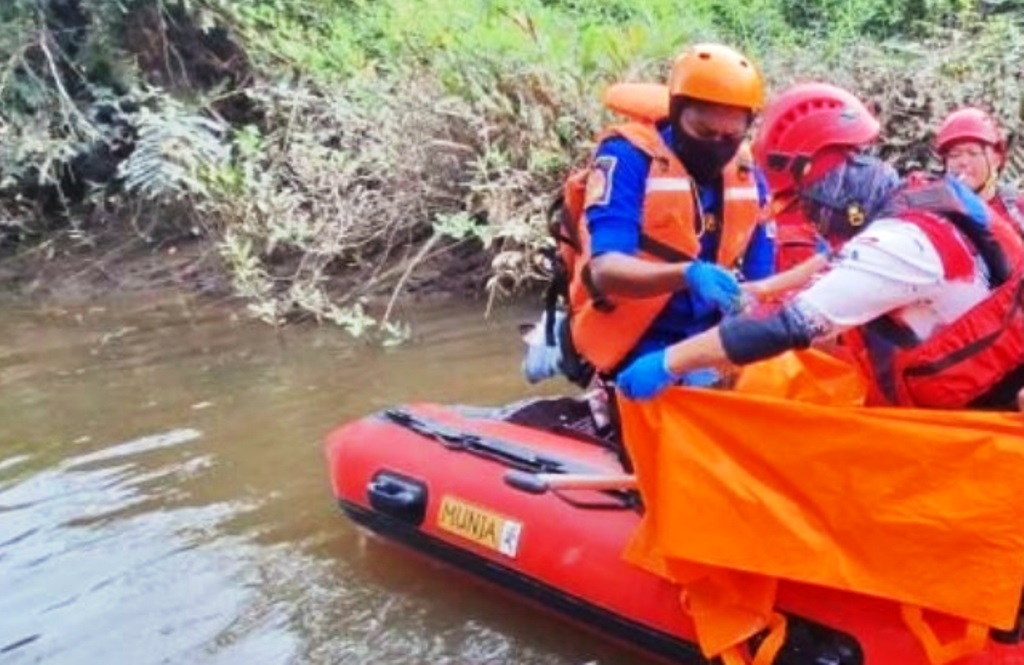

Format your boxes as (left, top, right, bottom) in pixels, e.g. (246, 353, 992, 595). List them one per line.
(0, 295, 654, 665)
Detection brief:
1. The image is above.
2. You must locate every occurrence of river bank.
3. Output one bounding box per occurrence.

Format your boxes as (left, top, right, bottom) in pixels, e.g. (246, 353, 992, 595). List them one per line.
(0, 218, 506, 330)
(1, 1, 1019, 329)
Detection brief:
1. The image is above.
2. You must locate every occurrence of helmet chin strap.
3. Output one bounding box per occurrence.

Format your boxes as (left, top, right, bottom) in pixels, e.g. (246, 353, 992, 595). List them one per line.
(815, 202, 867, 240)
(979, 156, 999, 200)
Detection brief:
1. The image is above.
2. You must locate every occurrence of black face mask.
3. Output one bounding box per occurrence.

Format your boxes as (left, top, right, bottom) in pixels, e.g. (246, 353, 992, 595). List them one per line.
(673, 128, 744, 186)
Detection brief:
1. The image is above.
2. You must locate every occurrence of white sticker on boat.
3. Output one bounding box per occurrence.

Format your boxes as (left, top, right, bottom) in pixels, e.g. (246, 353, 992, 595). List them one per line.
(499, 520, 522, 558)
(437, 495, 522, 558)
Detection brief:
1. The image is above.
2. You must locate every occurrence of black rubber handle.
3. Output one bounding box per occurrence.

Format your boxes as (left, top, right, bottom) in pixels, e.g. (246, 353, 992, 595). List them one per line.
(367, 471, 428, 525)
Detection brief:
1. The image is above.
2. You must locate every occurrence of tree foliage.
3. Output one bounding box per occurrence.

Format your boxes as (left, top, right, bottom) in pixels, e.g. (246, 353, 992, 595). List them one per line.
(0, 0, 1021, 331)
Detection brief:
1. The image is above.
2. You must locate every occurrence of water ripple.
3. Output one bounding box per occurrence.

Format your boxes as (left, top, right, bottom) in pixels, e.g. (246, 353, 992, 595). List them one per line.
(65, 429, 203, 469)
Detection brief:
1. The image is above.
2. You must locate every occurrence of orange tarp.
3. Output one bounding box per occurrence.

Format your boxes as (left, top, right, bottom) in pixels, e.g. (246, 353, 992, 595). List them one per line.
(619, 351, 1024, 660)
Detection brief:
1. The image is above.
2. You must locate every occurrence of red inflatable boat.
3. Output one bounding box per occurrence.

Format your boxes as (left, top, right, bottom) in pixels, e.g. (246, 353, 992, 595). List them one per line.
(324, 398, 1024, 664)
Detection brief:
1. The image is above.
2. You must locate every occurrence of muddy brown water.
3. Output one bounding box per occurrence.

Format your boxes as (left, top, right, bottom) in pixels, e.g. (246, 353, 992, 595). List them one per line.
(0, 295, 658, 665)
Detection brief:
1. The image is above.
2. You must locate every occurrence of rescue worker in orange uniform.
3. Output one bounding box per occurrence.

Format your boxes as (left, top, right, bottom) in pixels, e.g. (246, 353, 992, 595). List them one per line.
(566, 43, 775, 385)
(935, 107, 1024, 235)
(618, 83, 1024, 410)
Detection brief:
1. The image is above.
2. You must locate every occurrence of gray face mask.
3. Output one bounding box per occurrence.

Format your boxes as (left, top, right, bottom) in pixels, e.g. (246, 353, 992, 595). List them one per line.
(799, 154, 900, 241)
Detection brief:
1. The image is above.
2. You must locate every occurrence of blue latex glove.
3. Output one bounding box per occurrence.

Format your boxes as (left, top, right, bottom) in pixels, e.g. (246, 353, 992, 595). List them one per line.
(616, 349, 677, 400)
(680, 367, 721, 388)
(684, 261, 742, 314)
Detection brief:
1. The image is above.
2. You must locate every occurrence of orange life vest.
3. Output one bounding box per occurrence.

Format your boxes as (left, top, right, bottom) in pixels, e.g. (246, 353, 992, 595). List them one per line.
(562, 122, 762, 373)
(601, 82, 669, 123)
(844, 209, 1024, 409)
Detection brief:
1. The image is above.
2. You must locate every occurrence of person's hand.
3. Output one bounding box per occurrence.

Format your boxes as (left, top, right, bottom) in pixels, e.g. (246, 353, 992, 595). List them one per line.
(616, 349, 676, 400)
(685, 261, 742, 314)
(741, 279, 768, 304)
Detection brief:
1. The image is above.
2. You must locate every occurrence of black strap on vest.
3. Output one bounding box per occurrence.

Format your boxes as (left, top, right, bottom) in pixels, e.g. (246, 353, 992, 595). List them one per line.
(638, 234, 695, 263)
(580, 264, 613, 313)
(903, 276, 1024, 380)
(543, 250, 566, 345)
(540, 195, 598, 389)
(550, 200, 582, 254)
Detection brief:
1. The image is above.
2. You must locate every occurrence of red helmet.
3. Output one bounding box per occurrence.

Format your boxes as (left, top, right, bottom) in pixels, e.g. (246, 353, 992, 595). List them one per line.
(752, 83, 880, 195)
(934, 107, 1005, 157)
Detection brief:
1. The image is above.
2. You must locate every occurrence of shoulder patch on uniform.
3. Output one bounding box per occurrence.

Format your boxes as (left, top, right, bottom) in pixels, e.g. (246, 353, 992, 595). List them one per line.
(584, 155, 616, 208)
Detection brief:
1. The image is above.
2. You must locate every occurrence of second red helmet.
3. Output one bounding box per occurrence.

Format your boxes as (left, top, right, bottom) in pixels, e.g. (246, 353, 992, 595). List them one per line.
(934, 107, 1005, 160)
(752, 82, 880, 195)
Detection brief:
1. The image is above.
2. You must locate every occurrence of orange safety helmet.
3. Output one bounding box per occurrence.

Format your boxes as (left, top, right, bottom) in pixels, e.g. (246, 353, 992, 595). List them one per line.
(668, 43, 765, 112)
(752, 82, 880, 195)
(934, 107, 1005, 162)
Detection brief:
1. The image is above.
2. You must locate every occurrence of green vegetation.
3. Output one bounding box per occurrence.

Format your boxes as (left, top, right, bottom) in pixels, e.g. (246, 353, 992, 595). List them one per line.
(0, 0, 1021, 334)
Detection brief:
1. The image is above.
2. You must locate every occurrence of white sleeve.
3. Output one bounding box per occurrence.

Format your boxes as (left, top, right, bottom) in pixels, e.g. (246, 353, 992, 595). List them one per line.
(792, 219, 946, 335)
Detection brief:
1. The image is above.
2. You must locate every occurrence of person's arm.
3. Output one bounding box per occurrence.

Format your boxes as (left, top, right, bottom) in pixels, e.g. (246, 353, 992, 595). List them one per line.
(589, 253, 692, 298)
(671, 228, 942, 370)
(742, 253, 829, 302)
(686, 257, 931, 372)
(663, 326, 729, 373)
(584, 138, 738, 304)
(615, 299, 822, 400)
(590, 253, 742, 316)
(584, 139, 686, 298)
(618, 221, 945, 399)
(659, 299, 820, 375)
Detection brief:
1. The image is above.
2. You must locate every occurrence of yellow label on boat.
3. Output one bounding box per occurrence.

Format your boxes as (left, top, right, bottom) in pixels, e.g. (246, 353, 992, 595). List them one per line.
(437, 495, 522, 558)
